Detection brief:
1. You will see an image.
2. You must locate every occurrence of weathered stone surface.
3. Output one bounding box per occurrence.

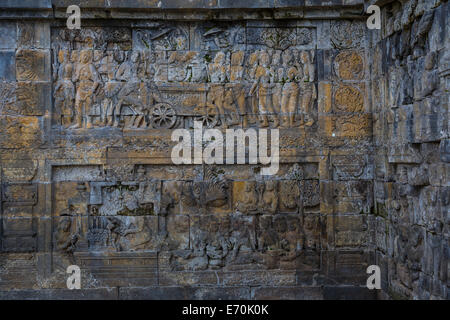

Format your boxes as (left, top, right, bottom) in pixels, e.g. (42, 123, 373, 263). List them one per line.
(0, 0, 447, 301)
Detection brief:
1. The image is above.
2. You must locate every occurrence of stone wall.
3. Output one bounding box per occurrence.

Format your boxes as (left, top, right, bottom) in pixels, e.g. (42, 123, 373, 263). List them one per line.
(369, 0, 448, 300)
(0, 0, 447, 300)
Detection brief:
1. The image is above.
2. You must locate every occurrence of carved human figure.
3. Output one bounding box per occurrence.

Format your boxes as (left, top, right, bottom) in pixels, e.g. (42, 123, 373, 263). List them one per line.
(114, 51, 143, 128)
(55, 216, 79, 254)
(299, 51, 316, 126)
(208, 51, 228, 83)
(280, 216, 300, 262)
(228, 218, 256, 262)
(206, 84, 226, 128)
(222, 87, 240, 126)
(259, 216, 278, 252)
(54, 62, 75, 127)
(249, 51, 278, 127)
(106, 216, 129, 251)
(280, 67, 300, 127)
(125, 217, 153, 251)
(280, 180, 301, 211)
(187, 231, 208, 271)
(116, 51, 140, 82)
(282, 49, 293, 68)
(421, 51, 439, 97)
(273, 216, 288, 251)
(235, 181, 259, 214)
(54, 50, 70, 81)
(229, 51, 247, 126)
(71, 50, 101, 129)
(206, 237, 229, 269)
(270, 50, 283, 114)
(303, 216, 319, 250)
(230, 51, 245, 82)
(101, 49, 125, 126)
(262, 181, 278, 214)
(246, 51, 261, 124)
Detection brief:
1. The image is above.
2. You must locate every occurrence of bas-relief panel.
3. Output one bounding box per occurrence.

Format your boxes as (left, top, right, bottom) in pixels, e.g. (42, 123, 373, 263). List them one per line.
(26, 20, 370, 285)
(50, 24, 318, 131)
(49, 162, 324, 277)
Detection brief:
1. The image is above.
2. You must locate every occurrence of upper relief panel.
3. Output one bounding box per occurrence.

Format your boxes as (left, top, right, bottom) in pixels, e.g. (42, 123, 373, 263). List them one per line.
(50, 22, 320, 136)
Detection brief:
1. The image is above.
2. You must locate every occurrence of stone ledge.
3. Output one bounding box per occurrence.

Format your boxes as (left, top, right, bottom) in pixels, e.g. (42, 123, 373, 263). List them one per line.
(0, 286, 380, 300)
(322, 286, 378, 300)
(0, 0, 51, 8)
(51, 0, 364, 9)
(0, 288, 118, 300)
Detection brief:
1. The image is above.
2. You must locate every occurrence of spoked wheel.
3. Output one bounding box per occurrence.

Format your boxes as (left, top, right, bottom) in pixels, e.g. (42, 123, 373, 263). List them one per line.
(196, 106, 219, 128)
(149, 103, 177, 129)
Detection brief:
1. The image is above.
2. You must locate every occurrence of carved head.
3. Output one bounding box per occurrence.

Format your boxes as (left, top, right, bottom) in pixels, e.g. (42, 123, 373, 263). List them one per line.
(231, 51, 244, 66)
(304, 216, 316, 230)
(59, 216, 71, 232)
(245, 181, 256, 192)
(300, 51, 310, 64)
(274, 216, 287, 233)
(265, 180, 276, 191)
(260, 216, 272, 229)
(130, 51, 140, 63)
(271, 50, 281, 66)
(113, 49, 125, 63)
(63, 64, 73, 79)
(70, 50, 79, 63)
(214, 51, 226, 64)
(174, 35, 186, 51)
(425, 52, 436, 70)
(80, 50, 92, 64)
(248, 52, 259, 66)
(58, 50, 69, 64)
(208, 217, 220, 233)
(287, 67, 297, 81)
(259, 51, 270, 67)
(219, 217, 231, 234)
(287, 217, 298, 232)
(282, 49, 292, 66)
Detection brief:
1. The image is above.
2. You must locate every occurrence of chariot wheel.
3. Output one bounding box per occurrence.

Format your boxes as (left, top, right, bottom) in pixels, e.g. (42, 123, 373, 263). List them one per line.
(196, 106, 219, 128)
(149, 103, 177, 129)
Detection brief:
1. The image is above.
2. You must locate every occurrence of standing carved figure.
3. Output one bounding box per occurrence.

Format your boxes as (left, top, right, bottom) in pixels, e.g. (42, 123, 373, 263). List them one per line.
(280, 67, 300, 127)
(207, 52, 229, 127)
(299, 51, 316, 126)
(270, 50, 283, 114)
(71, 50, 100, 129)
(54, 58, 75, 127)
(249, 51, 279, 127)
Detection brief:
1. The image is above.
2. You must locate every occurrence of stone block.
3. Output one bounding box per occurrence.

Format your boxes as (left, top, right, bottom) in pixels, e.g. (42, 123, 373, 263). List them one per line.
(0, 22, 16, 49)
(0, 51, 15, 81)
(252, 286, 322, 300)
(0, 116, 43, 148)
(15, 49, 50, 81)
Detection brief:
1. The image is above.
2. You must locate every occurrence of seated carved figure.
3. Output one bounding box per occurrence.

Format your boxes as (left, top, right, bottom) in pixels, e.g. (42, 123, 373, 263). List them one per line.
(55, 216, 79, 254)
(235, 181, 259, 214)
(262, 181, 278, 214)
(206, 237, 229, 269)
